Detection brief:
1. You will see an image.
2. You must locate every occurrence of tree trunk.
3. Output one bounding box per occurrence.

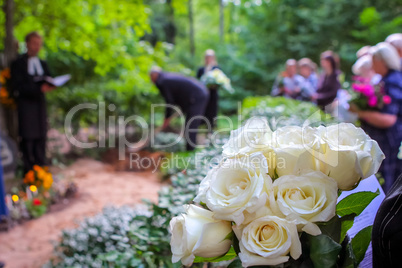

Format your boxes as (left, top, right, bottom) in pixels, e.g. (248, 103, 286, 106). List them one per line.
(188, 0, 195, 59)
(165, 0, 176, 44)
(3, 0, 17, 67)
(219, 0, 224, 43)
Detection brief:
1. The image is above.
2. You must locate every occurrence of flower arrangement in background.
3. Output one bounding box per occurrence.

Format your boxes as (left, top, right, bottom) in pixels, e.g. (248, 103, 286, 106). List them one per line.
(0, 68, 15, 107)
(170, 117, 384, 267)
(7, 166, 77, 221)
(349, 76, 391, 110)
(201, 68, 234, 94)
(23, 165, 54, 191)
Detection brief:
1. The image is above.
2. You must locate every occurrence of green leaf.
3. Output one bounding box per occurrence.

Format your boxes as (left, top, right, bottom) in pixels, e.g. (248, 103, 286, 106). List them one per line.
(351, 226, 373, 265)
(233, 231, 241, 255)
(227, 258, 243, 268)
(360, 7, 381, 26)
(224, 231, 234, 241)
(309, 234, 342, 268)
(193, 246, 237, 263)
(340, 214, 356, 243)
(336, 190, 380, 217)
(318, 216, 341, 243)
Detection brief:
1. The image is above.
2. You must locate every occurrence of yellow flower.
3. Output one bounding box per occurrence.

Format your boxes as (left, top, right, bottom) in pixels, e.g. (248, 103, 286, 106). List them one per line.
(12, 195, 19, 202)
(43, 174, 53, 190)
(29, 185, 38, 192)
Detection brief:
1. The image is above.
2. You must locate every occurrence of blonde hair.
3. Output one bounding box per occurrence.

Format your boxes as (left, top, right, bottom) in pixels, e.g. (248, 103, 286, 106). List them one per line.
(356, 46, 371, 58)
(286, 59, 297, 66)
(371, 42, 401, 71)
(205, 49, 216, 57)
(204, 49, 217, 71)
(352, 55, 372, 75)
(385, 33, 402, 50)
(298, 58, 314, 69)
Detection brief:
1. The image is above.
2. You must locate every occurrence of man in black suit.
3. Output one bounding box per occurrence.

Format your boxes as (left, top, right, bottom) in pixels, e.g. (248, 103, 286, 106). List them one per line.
(150, 67, 209, 151)
(10, 32, 55, 174)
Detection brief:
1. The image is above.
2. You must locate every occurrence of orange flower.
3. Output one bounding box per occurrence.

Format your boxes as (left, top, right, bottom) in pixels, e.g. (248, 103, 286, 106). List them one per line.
(33, 165, 42, 172)
(1, 68, 10, 79)
(0, 87, 8, 98)
(24, 170, 35, 184)
(43, 174, 53, 190)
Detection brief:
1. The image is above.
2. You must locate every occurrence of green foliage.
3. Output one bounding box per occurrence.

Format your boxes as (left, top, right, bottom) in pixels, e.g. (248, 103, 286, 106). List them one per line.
(152, 132, 186, 153)
(227, 258, 243, 268)
(47, 206, 138, 267)
(25, 198, 47, 218)
(242, 96, 337, 130)
(350, 226, 373, 266)
(8, 0, 151, 75)
(194, 247, 237, 263)
(336, 190, 380, 217)
(309, 234, 342, 268)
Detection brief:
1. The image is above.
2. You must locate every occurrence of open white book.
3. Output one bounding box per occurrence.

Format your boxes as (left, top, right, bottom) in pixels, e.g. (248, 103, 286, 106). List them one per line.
(34, 74, 71, 87)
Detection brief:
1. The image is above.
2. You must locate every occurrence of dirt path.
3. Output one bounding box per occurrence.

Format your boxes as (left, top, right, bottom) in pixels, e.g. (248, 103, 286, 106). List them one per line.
(0, 159, 164, 268)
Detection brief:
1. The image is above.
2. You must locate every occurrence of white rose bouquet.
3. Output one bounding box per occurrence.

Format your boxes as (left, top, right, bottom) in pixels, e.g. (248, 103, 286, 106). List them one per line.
(170, 118, 384, 267)
(201, 68, 234, 94)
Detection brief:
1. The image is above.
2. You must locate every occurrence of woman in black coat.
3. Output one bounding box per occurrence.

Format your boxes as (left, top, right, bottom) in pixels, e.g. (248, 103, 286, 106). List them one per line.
(314, 51, 341, 109)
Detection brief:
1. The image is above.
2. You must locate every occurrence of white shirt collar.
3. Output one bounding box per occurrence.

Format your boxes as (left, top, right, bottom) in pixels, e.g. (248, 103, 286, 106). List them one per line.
(28, 57, 44, 76)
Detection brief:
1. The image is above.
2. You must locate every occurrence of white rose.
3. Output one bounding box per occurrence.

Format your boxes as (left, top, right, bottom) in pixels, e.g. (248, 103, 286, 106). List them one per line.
(303, 123, 385, 190)
(233, 216, 302, 267)
(222, 117, 273, 158)
(169, 205, 232, 266)
(272, 126, 322, 177)
(194, 152, 273, 225)
(271, 170, 338, 235)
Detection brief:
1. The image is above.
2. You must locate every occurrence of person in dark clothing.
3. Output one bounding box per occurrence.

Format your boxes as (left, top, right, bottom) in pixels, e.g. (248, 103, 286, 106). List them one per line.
(10, 32, 55, 174)
(372, 174, 402, 267)
(196, 49, 220, 131)
(150, 67, 209, 151)
(351, 42, 402, 193)
(313, 51, 341, 109)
